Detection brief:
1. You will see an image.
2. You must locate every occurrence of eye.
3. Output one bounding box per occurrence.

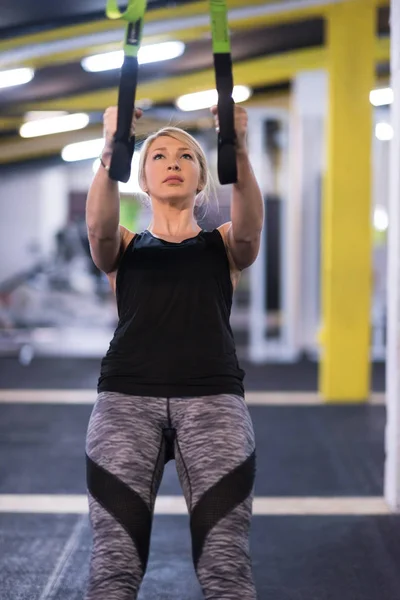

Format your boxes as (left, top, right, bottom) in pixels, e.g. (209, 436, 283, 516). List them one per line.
(182, 153, 194, 160)
(153, 153, 164, 160)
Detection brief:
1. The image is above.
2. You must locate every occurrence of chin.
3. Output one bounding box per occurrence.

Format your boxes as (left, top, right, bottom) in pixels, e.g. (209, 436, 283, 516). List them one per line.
(159, 190, 194, 201)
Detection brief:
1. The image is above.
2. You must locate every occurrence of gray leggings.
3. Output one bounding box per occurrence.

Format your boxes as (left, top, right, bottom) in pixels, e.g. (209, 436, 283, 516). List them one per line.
(85, 392, 257, 599)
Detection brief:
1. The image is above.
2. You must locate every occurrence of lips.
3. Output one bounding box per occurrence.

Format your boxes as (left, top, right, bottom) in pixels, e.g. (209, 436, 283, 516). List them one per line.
(163, 176, 184, 183)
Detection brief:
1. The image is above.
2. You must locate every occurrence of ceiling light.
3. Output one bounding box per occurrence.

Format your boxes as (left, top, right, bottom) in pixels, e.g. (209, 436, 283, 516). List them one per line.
(62, 138, 105, 162)
(139, 41, 185, 65)
(81, 41, 185, 72)
(370, 88, 394, 107)
(176, 85, 252, 112)
(373, 206, 389, 232)
(0, 67, 34, 89)
(24, 111, 68, 122)
(20, 113, 89, 138)
(375, 122, 394, 141)
(82, 50, 123, 72)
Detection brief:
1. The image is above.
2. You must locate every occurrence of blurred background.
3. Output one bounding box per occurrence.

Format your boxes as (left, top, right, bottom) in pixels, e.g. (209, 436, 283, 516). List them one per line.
(0, 0, 390, 369)
(1, 1, 399, 599)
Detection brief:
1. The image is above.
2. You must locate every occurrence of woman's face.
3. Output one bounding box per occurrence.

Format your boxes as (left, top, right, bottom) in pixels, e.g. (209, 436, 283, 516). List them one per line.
(143, 136, 202, 202)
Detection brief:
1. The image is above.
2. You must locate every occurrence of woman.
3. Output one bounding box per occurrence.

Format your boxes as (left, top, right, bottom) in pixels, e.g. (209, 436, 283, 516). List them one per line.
(85, 103, 264, 599)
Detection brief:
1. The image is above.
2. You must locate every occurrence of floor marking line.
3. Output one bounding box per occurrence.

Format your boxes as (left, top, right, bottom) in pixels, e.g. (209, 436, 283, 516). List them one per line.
(0, 495, 390, 515)
(0, 390, 385, 405)
(38, 515, 86, 600)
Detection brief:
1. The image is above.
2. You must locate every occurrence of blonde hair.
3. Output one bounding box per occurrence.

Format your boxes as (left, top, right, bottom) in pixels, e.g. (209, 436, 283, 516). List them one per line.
(137, 127, 216, 218)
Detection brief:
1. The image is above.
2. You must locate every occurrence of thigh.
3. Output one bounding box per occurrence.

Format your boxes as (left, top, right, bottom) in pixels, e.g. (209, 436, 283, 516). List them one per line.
(86, 392, 167, 508)
(171, 394, 256, 511)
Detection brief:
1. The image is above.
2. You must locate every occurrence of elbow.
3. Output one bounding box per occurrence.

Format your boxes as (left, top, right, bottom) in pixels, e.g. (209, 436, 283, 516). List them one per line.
(232, 228, 262, 244)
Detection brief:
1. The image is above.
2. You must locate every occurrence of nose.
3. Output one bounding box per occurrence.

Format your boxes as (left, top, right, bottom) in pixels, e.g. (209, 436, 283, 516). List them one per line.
(168, 160, 181, 171)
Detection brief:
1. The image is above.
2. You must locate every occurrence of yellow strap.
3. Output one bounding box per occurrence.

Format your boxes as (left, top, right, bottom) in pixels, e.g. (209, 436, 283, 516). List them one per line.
(106, 0, 147, 22)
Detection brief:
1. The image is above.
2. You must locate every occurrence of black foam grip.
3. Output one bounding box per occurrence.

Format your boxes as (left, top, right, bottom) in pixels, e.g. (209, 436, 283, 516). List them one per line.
(218, 140, 237, 185)
(108, 54, 138, 183)
(213, 53, 237, 185)
(109, 137, 136, 183)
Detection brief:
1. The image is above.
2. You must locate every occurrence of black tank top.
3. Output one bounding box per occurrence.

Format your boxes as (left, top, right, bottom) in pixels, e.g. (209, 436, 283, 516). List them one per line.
(97, 228, 245, 397)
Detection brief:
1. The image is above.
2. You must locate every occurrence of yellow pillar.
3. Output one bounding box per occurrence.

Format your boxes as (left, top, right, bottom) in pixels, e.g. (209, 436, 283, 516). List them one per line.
(319, 0, 375, 401)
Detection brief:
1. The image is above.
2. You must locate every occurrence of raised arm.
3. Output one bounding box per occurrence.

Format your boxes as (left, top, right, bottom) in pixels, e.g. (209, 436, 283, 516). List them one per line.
(212, 105, 264, 271)
(85, 106, 142, 274)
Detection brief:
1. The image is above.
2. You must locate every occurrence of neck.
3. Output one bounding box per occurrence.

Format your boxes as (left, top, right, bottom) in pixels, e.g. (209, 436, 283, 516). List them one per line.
(148, 207, 199, 237)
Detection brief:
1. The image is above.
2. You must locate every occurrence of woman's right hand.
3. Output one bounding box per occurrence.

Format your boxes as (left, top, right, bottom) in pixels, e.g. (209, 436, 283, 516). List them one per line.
(102, 106, 143, 154)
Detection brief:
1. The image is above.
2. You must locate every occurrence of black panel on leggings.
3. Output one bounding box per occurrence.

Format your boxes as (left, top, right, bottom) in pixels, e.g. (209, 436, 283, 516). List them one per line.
(86, 453, 153, 573)
(190, 449, 256, 569)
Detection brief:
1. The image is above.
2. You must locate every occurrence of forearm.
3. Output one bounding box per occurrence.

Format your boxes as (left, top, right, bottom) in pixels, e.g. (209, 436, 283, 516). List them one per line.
(230, 150, 264, 241)
(85, 148, 120, 239)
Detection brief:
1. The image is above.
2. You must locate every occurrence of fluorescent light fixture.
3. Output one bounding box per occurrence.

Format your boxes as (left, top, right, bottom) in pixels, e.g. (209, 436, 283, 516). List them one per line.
(375, 122, 394, 141)
(81, 41, 185, 72)
(370, 87, 394, 107)
(24, 111, 67, 122)
(82, 50, 122, 72)
(176, 85, 252, 111)
(233, 85, 252, 103)
(373, 206, 389, 232)
(139, 41, 185, 65)
(62, 138, 105, 162)
(0, 67, 34, 89)
(20, 113, 89, 138)
(93, 152, 142, 194)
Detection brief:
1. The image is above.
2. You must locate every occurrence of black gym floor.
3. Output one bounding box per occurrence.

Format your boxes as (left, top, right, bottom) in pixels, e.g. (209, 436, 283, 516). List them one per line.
(1, 357, 398, 600)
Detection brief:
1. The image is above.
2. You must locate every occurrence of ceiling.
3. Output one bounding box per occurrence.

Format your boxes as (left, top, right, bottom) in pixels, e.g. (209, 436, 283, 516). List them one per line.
(0, 0, 390, 166)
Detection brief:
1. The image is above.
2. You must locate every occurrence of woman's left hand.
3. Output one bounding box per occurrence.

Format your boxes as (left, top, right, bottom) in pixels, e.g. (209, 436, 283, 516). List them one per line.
(210, 104, 248, 155)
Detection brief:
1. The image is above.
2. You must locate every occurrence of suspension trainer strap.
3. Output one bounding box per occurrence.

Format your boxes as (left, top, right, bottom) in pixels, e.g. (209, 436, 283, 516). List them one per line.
(105, 0, 147, 183)
(209, 0, 237, 185)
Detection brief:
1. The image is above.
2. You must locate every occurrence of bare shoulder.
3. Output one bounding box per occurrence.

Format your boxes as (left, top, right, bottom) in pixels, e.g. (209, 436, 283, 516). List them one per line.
(106, 225, 136, 294)
(217, 219, 261, 272)
(217, 222, 241, 290)
(119, 224, 136, 249)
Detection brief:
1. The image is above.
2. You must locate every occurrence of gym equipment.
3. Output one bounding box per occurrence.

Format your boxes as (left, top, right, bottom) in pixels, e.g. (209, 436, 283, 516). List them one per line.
(105, 0, 147, 183)
(105, 0, 237, 185)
